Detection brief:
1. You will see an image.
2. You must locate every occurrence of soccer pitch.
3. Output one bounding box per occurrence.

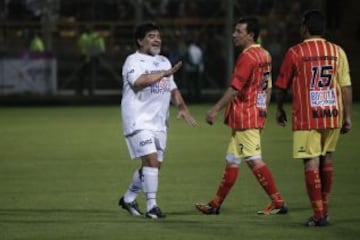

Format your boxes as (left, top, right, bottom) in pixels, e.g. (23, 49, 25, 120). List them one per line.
(0, 104, 359, 240)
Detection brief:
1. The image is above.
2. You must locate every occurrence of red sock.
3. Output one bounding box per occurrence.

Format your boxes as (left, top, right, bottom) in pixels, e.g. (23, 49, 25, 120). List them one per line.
(305, 169, 324, 219)
(210, 166, 239, 208)
(320, 162, 333, 216)
(252, 164, 284, 207)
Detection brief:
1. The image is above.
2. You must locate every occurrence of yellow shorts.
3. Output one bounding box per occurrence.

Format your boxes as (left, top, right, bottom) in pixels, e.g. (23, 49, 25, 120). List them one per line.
(226, 129, 262, 164)
(293, 129, 340, 159)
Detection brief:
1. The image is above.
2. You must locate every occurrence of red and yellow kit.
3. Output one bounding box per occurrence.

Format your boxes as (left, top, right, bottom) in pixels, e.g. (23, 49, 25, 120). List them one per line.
(276, 38, 351, 130)
(225, 44, 272, 129)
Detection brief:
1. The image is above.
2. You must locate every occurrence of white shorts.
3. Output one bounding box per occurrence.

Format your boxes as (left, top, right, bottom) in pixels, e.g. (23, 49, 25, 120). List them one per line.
(125, 130, 167, 161)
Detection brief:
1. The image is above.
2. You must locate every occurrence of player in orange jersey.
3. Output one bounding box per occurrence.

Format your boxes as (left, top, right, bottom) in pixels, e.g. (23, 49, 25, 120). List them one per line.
(195, 17, 287, 216)
(275, 10, 352, 227)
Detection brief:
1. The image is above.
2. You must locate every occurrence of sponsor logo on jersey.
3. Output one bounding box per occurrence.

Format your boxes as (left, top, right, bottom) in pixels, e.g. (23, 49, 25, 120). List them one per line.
(256, 92, 267, 108)
(151, 79, 171, 94)
(312, 108, 339, 118)
(143, 69, 171, 94)
(310, 89, 337, 107)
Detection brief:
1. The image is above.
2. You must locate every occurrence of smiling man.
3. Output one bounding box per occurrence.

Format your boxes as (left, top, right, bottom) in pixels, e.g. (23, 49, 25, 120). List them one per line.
(118, 22, 197, 219)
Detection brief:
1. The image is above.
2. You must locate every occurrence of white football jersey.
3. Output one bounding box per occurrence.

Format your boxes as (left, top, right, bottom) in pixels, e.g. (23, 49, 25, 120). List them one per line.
(121, 51, 177, 135)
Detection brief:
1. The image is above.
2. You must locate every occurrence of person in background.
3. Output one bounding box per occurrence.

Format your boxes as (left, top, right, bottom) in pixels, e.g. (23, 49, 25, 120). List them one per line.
(29, 30, 45, 53)
(118, 22, 197, 219)
(183, 39, 204, 103)
(275, 9, 352, 227)
(76, 25, 106, 96)
(195, 17, 287, 216)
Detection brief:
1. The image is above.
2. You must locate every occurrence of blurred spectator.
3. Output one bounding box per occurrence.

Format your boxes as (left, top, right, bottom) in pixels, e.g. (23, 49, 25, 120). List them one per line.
(172, 29, 187, 89)
(76, 25, 106, 96)
(203, 29, 227, 89)
(143, 0, 159, 17)
(29, 30, 45, 53)
(25, 0, 43, 19)
(159, 0, 170, 16)
(183, 39, 204, 102)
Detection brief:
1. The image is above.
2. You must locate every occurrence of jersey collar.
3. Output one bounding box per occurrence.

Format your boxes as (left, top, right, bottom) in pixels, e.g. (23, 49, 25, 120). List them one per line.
(303, 37, 325, 42)
(243, 44, 261, 53)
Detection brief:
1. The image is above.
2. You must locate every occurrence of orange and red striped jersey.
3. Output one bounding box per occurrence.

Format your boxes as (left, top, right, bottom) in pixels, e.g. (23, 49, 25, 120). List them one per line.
(224, 44, 272, 129)
(275, 38, 351, 130)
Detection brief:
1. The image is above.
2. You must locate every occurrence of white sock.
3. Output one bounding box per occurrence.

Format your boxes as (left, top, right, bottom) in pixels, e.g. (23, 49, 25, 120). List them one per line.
(142, 166, 159, 211)
(124, 169, 142, 203)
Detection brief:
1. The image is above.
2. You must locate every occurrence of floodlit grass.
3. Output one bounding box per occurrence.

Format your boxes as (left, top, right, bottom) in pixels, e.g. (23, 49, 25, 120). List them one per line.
(0, 104, 359, 240)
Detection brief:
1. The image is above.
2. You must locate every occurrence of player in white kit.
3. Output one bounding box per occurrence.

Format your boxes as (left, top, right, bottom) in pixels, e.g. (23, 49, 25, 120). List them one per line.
(119, 22, 197, 219)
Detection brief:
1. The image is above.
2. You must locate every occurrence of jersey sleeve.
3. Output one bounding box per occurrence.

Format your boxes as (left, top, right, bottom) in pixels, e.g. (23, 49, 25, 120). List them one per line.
(275, 49, 296, 89)
(337, 47, 351, 87)
(230, 54, 253, 90)
(122, 56, 143, 86)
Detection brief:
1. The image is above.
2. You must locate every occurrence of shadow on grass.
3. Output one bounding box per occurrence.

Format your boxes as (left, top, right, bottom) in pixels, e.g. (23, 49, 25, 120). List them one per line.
(0, 208, 141, 224)
(0, 208, 211, 224)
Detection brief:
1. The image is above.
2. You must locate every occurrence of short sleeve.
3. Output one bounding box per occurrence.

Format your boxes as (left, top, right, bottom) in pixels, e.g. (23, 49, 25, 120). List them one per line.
(230, 54, 253, 90)
(337, 47, 351, 87)
(275, 49, 295, 89)
(122, 57, 143, 86)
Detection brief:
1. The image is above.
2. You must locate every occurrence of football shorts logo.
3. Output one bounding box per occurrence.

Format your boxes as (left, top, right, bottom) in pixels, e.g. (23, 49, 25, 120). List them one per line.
(297, 146, 306, 153)
(140, 138, 153, 147)
(238, 143, 244, 153)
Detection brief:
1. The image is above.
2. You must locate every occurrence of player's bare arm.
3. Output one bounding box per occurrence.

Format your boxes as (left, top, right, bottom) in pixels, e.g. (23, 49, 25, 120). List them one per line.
(341, 85, 352, 134)
(275, 87, 287, 127)
(206, 87, 238, 125)
(266, 87, 272, 109)
(133, 61, 183, 91)
(171, 89, 198, 127)
(165, 61, 182, 77)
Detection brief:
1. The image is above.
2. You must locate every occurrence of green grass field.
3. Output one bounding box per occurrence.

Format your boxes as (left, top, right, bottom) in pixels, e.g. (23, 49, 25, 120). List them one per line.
(0, 104, 359, 240)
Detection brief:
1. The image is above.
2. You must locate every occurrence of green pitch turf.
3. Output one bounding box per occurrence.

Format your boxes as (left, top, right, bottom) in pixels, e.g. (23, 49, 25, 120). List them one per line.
(0, 104, 359, 240)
